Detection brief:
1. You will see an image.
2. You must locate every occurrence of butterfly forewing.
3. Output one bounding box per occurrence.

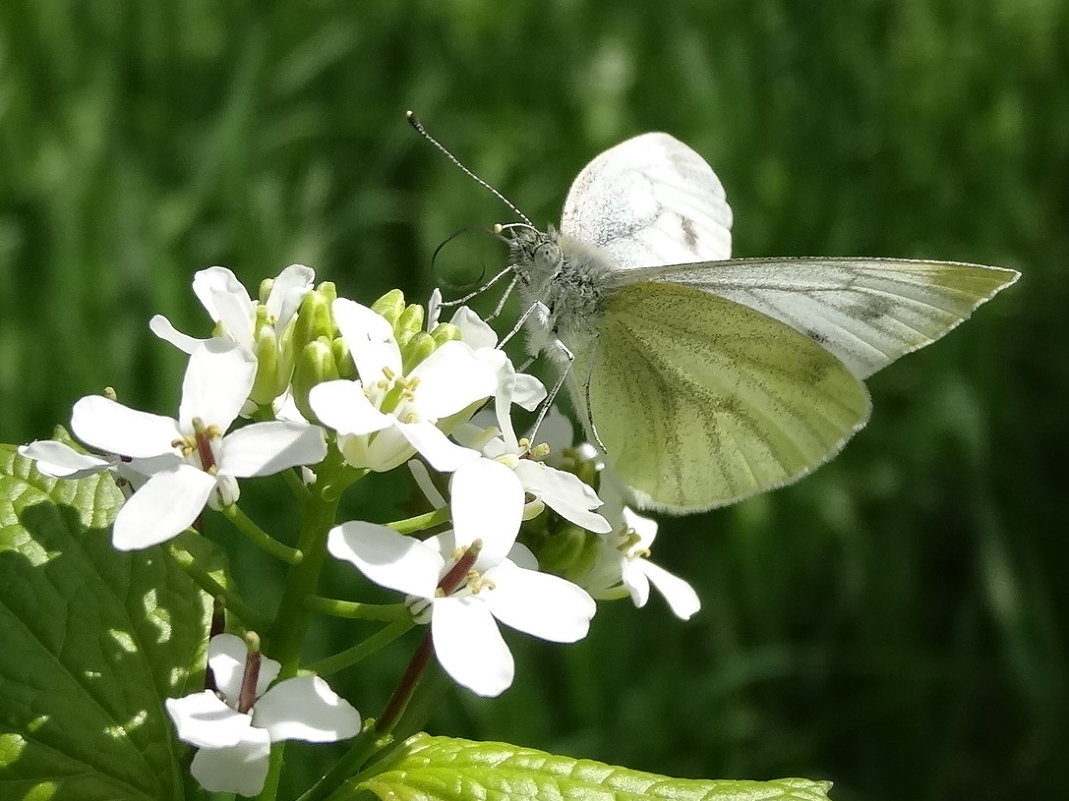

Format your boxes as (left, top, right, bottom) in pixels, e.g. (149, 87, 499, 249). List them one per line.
(612, 258, 1020, 380)
(580, 282, 871, 512)
(560, 133, 733, 271)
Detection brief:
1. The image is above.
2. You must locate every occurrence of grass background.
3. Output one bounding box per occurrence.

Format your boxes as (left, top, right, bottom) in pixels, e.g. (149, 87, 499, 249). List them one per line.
(1, 2, 1066, 799)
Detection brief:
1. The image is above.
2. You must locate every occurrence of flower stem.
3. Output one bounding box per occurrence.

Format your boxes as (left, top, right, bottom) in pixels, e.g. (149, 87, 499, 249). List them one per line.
(304, 596, 409, 621)
(166, 542, 269, 630)
(307, 619, 414, 677)
(223, 503, 303, 564)
(255, 450, 360, 800)
(376, 629, 434, 735)
(387, 505, 450, 535)
(293, 720, 393, 801)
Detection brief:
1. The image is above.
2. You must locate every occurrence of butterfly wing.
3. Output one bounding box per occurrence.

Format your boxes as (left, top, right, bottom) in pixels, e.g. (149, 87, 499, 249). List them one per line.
(607, 257, 1020, 379)
(560, 133, 733, 269)
(574, 281, 871, 513)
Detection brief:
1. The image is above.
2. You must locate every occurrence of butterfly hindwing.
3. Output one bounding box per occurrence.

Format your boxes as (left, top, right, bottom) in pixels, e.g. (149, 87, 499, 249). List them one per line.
(578, 282, 872, 512)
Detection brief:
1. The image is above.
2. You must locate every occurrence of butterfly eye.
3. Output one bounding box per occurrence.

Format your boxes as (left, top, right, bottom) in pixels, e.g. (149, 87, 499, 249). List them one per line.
(534, 242, 561, 272)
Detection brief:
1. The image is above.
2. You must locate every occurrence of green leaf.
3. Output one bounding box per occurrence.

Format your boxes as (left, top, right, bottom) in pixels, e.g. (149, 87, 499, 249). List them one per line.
(0, 444, 227, 800)
(351, 734, 833, 801)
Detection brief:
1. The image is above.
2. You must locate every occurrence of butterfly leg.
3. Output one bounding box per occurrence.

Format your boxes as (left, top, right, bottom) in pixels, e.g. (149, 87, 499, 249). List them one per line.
(527, 337, 574, 444)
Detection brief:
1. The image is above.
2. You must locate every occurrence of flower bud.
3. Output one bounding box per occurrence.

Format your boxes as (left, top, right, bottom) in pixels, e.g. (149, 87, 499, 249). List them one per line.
(526, 523, 600, 578)
(396, 302, 425, 342)
(249, 311, 282, 406)
(371, 289, 406, 327)
(291, 338, 340, 423)
(429, 322, 462, 347)
(291, 287, 337, 357)
(401, 332, 437, 375)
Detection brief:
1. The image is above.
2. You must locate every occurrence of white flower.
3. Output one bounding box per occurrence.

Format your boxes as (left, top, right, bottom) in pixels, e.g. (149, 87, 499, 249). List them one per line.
(327, 459, 596, 697)
(452, 422, 611, 534)
(150, 264, 314, 355)
(309, 298, 497, 472)
(71, 340, 327, 550)
(584, 482, 700, 620)
(165, 634, 360, 797)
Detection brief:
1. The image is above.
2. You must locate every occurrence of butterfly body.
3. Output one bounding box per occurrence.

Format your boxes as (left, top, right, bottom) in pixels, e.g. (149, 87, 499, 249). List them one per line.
(504, 133, 1018, 514)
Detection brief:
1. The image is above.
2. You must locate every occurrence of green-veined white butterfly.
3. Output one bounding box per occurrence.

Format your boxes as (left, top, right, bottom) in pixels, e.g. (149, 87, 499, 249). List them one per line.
(498, 132, 1019, 514)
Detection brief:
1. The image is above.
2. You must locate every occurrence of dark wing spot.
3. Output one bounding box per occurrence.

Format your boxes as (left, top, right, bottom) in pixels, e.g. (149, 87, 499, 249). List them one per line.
(680, 216, 699, 250)
(805, 328, 830, 346)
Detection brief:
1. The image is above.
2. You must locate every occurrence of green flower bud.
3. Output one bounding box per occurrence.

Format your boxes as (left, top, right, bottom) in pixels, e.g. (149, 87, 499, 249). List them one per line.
(332, 335, 355, 380)
(371, 289, 406, 327)
(397, 302, 425, 338)
(291, 338, 340, 424)
(401, 331, 437, 375)
(528, 523, 600, 578)
(249, 314, 282, 406)
(429, 322, 462, 347)
(316, 281, 338, 306)
(291, 287, 336, 356)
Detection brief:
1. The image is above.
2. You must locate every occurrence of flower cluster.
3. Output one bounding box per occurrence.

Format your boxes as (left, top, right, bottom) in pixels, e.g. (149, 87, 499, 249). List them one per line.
(19, 264, 700, 794)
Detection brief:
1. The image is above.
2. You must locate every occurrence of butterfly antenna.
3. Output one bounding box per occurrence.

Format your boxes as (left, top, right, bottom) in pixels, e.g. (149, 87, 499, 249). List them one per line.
(407, 110, 533, 226)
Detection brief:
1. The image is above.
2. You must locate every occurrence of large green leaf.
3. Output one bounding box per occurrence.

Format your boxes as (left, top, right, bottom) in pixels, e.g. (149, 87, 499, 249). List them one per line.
(0, 444, 225, 800)
(353, 734, 832, 801)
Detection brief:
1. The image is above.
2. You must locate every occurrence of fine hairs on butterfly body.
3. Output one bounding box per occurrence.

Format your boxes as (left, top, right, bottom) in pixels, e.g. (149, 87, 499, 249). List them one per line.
(499, 132, 1019, 515)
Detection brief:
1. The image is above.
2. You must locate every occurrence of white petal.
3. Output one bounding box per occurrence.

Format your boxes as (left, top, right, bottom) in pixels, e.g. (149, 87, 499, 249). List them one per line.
(209, 284, 256, 349)
(621, 558, 652, 608)
(407, 459, 447, 509)
(207, 634, 282, 702)
(178, 340, 257, 432)
(266, 264, 315, 327)
(189, 727, 271, 796)
(71, 395, 181, 458)
(410, 341, 497, 419)
(431, 596, 514, 697)
(111, 465, 216, 550)
(426, 288, 443, 331)
(511, 373, 547, 411)
(308, 380, 390, 435)
(450, 306, 498, 349)
(450, 459, 523, 566)
(482, 562, 595, 642)
(333, 298, 402, 382)
(165, 690, 251, 749)
(219, 422, 326, 477)
(148, 314, 205, 354)
(640, 560, 701, 620)
(514, 461, 611, 533)
(18, 440, 113, 478)
(192, 266, 248, 321)
(253, 675, 360, 743)
(394, 421, 478, 472)
(327, 522, 442, 597)
(206, 633, 250, 701)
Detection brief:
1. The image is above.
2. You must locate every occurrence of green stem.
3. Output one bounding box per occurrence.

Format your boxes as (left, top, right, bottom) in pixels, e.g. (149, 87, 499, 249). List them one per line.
(166, 543, 269, 630)
(280, 464, 311, 502)
(308, 619, 414, 677)
(222, 503, 303, 564)
(304, 596, 409, 621)
(253, 453, 361, 801)
(295, 720, 393, 801)
(387, 505, 450, 535)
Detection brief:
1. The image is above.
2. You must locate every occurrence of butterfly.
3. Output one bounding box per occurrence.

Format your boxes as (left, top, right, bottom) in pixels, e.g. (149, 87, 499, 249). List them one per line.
(501, 132, 1019, 514)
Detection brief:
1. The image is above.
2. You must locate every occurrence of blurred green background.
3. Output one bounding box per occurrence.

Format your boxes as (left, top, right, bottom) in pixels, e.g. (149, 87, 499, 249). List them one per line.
(1, 2, 1066, 800)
